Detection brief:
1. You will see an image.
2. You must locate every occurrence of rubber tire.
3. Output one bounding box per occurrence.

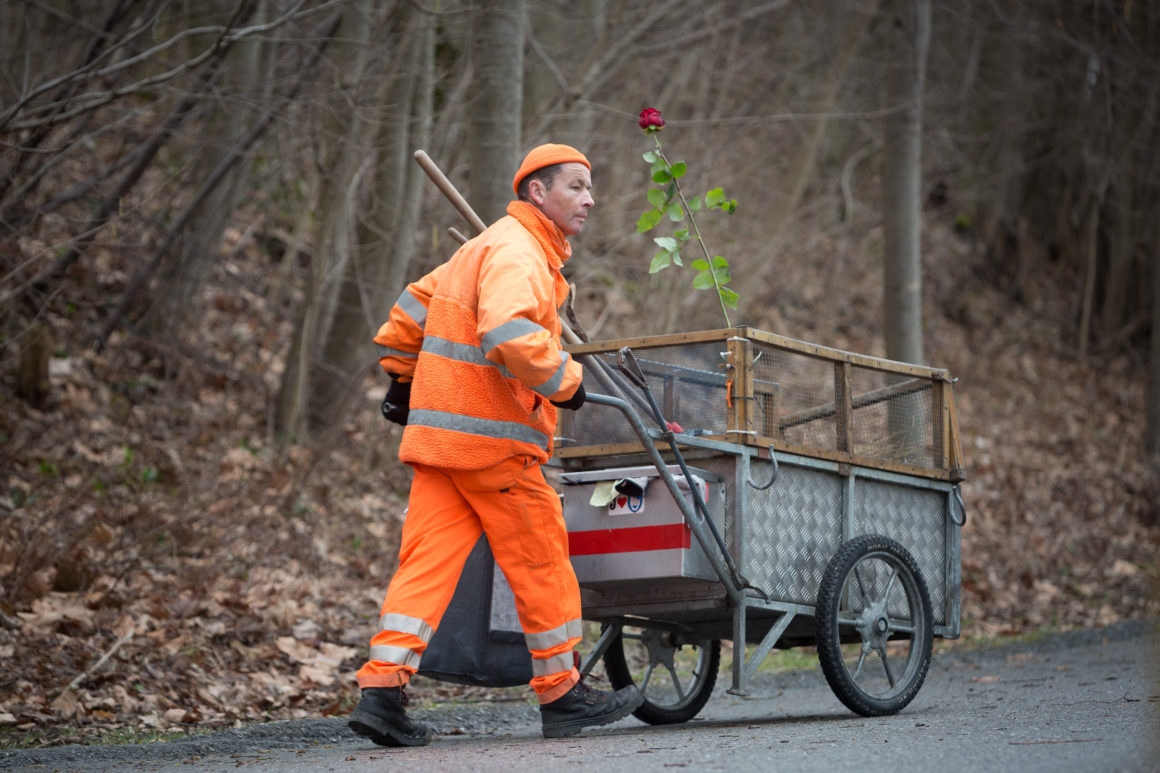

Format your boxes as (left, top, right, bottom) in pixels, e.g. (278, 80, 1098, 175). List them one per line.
(814, 534, 933, 717)
(602, 626, 720, 725)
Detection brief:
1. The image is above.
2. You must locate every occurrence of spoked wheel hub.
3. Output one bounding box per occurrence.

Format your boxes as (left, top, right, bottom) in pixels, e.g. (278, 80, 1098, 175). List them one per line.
(815, 534, 934, 717)
(602, 624, 721, 725)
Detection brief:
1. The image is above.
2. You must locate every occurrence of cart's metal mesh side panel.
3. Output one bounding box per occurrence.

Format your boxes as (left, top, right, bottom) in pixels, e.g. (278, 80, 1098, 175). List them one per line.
(743, 463, 843, 605)
(854, 479, 948, 626)
(749, 341, 936, 469)
(751, 347, 835, 452)
(559, 342, 728, 448)
(847, 366, 936, 470)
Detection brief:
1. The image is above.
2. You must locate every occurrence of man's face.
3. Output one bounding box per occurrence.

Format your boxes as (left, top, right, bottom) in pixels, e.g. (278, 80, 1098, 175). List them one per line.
(530, 162, 594, 236)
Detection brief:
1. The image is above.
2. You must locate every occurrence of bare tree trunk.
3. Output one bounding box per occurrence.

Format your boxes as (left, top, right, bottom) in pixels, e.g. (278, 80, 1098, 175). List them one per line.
(773, 4, 878, 237)
(145, 1, 271, 348)
(984, 2, 1029, 303)
(309, 5, 436, 432)
(881, 0, 930, 367)
(525, 1, 564, 127)
(1148, 252, 1160, 456)
(275, 1, 377, 447)
(524, 0, 605, 140)
(468, 0, 524, 226)
(1076, 179, 1108, 362)
(881, 0, 930, 464)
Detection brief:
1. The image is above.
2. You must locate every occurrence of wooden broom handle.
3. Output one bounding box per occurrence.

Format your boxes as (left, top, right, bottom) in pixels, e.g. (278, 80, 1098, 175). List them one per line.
(413, 150, 488, 234)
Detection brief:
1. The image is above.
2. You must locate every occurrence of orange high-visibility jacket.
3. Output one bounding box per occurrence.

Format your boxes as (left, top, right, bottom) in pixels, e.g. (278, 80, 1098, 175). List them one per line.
(373, 200, 583, 470)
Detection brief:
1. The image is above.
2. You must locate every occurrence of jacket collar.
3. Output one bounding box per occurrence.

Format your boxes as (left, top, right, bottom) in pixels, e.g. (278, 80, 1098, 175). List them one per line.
(506, 200, 572, 269)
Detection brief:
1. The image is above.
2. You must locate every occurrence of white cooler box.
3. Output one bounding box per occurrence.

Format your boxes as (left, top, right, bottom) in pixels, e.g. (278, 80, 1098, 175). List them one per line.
(560, 465, 725, 585)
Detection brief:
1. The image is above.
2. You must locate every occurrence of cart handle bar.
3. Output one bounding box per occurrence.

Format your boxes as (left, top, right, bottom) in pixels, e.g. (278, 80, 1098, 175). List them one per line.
(614, 347, 766, 601)
(582, 391, 751, 604)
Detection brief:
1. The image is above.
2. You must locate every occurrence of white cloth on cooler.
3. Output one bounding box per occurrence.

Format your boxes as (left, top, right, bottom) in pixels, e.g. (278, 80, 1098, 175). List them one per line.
(588, 476, 652, 506)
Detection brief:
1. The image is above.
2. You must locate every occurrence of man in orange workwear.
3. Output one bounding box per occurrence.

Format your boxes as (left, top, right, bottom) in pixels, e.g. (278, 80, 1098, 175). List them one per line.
(348, 144, 642, 747)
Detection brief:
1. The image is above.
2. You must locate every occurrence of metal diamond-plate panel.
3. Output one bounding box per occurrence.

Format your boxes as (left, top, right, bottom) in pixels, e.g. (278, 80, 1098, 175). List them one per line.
(855, 479, 948, 626)
(744, 463, 844, 605)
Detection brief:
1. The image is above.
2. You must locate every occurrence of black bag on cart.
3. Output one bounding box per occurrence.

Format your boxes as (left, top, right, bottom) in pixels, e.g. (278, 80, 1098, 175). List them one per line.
(417, 534, 533, 687)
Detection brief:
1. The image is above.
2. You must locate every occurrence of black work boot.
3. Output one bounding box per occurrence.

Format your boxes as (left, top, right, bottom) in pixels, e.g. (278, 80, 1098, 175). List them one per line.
(348, 686, 431, 747)
(540, 681, 643, 738)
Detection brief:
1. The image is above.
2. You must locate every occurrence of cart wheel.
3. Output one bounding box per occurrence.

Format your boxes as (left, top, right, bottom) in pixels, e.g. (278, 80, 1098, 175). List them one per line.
(814, 534, 933, 717)
(602, 624, 720, 725)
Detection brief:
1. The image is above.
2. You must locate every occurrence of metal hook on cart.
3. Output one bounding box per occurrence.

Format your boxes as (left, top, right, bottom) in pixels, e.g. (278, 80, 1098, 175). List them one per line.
(951, 485, 967, 526)
(746, 445, 779, 491)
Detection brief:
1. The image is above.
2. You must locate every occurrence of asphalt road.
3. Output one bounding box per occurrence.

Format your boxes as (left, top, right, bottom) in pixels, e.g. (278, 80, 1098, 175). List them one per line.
(3, 619, 1157, 772)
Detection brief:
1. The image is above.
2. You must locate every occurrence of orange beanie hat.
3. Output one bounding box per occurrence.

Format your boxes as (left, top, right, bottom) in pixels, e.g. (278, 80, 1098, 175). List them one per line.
(512, 143, 591, 195)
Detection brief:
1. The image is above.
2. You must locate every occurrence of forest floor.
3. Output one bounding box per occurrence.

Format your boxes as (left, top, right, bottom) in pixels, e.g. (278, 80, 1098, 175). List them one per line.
(1, 216, 1158, 749)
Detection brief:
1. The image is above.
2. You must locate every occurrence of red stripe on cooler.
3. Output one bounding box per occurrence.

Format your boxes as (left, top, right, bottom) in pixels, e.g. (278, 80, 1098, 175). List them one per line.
(567, 524, 691, 556)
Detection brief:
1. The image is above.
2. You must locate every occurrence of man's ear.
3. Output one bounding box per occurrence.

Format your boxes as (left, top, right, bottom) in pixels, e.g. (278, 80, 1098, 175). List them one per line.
(528, 178, 546, 206)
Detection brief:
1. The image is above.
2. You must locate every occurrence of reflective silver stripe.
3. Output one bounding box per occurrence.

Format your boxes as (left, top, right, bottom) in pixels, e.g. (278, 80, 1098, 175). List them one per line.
(524, 619, 584, 652)
(368, 644, 422, 668)
(480, 319, 570, 398)
(530, 352, 570, 398)
(480, 318, 547, 356)
(421, 336, 518, 379)
(424, 330, 569, 398)
(480, 319, 568, 398)
(409, 409, 550, 449)
(423, 336, 486, 365)
(396, 288, 428, 327)
(377, 344, 419, 361)
(378, 613, 434, 643)
(531, 651, 575, 677)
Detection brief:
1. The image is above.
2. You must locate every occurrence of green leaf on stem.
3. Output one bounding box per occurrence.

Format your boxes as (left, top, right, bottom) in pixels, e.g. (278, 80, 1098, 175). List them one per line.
(637, 209, 663, 233)
(649, 250, 672, 273)
(637, 123, 742, 325)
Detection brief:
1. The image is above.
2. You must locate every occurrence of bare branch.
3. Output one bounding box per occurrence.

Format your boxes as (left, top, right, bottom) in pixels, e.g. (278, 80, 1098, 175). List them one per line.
(3, 0, 165, 128)
(2, 0, 348, 132)
(95, 11, 344, 350)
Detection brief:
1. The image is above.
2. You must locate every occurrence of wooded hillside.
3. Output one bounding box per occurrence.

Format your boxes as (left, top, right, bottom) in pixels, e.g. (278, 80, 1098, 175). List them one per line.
(2, 0, 1158, 745)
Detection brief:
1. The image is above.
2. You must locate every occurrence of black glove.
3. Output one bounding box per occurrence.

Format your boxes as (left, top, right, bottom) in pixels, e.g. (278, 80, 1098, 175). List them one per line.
(551, 381, 586, 411)
(380, 375, 411, 425)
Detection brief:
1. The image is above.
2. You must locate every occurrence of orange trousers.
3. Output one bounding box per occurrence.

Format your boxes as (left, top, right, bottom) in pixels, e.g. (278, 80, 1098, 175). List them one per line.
(355, 457, 582, 704)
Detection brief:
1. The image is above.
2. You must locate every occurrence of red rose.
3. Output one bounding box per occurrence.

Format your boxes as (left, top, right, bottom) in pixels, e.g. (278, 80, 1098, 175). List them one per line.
(639, 107, 665, 131)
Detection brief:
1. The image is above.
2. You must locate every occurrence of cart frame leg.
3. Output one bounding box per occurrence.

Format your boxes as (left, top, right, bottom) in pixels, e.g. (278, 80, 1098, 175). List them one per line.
(728, 604, 797, 696)
(579, 623, 621, 678)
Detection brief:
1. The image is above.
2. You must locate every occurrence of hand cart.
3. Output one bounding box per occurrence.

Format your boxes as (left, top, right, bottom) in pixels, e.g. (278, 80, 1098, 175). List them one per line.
(553, 326, 966, 722)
